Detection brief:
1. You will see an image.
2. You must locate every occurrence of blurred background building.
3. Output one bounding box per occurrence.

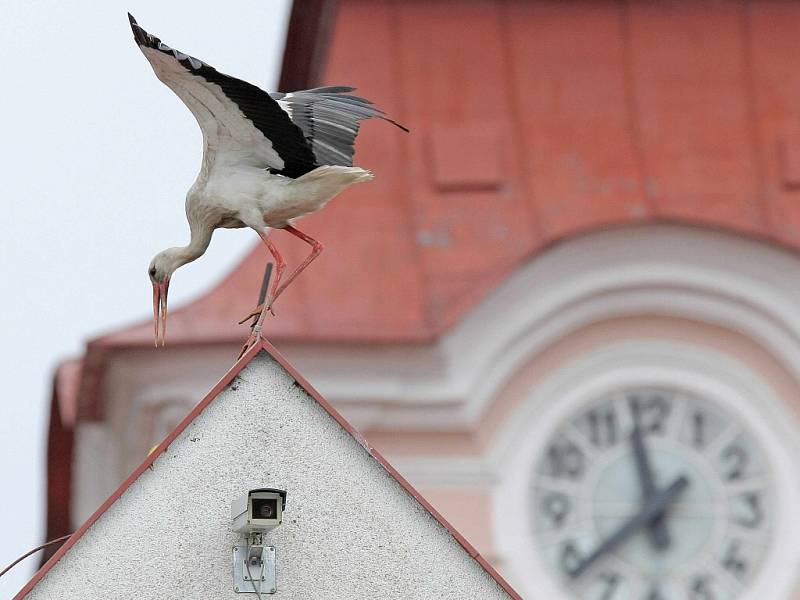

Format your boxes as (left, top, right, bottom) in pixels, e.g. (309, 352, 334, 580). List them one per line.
(44, 1, 800, 598)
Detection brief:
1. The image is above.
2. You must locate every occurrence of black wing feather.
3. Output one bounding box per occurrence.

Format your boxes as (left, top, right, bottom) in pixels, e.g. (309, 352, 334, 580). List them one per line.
(128, 14, 318, 178)
(269, 88, 408, 168)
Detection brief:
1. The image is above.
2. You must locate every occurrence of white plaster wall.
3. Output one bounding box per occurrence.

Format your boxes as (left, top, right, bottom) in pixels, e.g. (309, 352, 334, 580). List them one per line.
(28, 352, 511, 599)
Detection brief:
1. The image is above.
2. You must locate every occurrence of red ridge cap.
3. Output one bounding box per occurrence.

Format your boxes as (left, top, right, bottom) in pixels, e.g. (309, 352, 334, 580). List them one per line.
(16, 339, 522, 600)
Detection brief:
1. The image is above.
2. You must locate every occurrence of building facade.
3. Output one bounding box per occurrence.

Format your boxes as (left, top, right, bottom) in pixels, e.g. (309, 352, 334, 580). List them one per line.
(23, 348, 519, 599)
(47, 2, 800, 598)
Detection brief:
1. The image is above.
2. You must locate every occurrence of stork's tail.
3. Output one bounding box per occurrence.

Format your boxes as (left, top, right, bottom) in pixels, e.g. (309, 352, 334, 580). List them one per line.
(287, 166, 374, 217)
(294, 165, 374, 186)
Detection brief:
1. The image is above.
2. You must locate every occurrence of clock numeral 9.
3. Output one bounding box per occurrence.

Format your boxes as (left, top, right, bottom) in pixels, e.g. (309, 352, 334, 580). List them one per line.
(541, 492, 570, 528)
(627, 392, 671, 434)
(546, 439, 585, 479)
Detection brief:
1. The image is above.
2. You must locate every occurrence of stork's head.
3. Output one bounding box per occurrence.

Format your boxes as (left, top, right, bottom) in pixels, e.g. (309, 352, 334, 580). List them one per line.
(148, 250, 179, 347)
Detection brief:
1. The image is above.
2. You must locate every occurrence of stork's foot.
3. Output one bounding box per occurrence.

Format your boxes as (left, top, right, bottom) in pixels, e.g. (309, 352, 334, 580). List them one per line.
(238, 303, 275, 325)
(238, 328, 263, 360)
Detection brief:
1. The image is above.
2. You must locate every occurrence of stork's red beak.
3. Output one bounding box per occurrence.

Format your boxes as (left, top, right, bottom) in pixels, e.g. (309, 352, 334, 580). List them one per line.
(152, 277, 170, 347)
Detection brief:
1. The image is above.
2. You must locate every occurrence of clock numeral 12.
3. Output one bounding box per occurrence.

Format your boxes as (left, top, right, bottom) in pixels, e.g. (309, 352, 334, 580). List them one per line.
(628, 392, 671, 434)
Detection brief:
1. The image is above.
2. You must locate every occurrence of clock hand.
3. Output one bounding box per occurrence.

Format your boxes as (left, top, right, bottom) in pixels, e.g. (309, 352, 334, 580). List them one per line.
(569, 474, 689, 579)
(631, 425, 671, 550)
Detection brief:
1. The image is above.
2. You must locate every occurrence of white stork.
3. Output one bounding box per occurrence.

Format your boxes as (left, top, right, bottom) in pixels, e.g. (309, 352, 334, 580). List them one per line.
(128, 14, 407, 352)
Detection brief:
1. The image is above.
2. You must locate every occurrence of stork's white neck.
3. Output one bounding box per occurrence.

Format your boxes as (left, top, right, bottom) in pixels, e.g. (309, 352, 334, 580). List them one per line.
(160, 219, 213, 277)
(183, 219, 213, 263)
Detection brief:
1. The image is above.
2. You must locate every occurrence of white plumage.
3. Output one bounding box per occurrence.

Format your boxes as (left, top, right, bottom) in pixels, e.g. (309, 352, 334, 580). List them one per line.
(128, 14, 406, 351)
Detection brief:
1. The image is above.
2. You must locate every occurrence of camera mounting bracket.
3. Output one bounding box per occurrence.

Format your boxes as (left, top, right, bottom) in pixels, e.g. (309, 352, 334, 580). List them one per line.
(233, 541, 276, 595)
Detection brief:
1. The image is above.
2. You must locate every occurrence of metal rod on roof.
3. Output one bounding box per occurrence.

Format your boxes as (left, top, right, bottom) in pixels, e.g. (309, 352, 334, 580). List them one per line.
(258, 262, 273, 307)
(251, 262, 273, 330)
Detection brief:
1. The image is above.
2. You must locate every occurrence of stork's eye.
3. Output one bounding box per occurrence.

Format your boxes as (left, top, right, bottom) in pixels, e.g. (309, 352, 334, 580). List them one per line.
(149, 266, 157, 276)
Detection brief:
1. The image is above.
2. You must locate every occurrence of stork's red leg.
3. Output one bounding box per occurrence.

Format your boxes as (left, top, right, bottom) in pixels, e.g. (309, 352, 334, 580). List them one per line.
(238, 229, 286, 324)
(266, 224, 324, 309)
(238, 229, 287, 358)
(260, 228, 287, 310)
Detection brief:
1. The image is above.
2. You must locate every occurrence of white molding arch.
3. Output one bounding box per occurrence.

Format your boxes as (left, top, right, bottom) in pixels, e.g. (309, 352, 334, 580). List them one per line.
(490, 340, 800, 600)
(283, 224, 800, 431)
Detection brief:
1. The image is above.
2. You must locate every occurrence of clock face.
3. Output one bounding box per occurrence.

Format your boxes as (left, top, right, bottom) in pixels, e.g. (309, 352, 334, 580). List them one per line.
(530, 387, 773, 599)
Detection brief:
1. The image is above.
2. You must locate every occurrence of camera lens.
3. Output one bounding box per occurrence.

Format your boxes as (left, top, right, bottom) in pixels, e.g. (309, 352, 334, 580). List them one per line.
(252, 498, 278, 519)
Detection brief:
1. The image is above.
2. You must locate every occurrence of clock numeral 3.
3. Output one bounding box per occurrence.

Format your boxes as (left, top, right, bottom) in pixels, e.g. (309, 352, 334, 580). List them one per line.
(733, 492, 764, 529)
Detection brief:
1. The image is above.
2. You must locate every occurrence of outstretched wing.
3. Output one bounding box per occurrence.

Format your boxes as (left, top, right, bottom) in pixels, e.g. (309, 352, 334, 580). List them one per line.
(128, 14, 317, 178)
(270, 87, 409, 167)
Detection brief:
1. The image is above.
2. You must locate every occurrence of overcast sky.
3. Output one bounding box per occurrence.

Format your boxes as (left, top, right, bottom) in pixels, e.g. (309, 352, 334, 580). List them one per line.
(0, 2, 291, 595)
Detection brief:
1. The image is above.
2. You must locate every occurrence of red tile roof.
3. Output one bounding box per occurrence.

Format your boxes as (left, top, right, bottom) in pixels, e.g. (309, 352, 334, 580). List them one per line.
(94, 1, 800, 350)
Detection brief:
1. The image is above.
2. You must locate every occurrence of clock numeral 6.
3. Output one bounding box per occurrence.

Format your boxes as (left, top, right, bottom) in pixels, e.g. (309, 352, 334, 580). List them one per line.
(689, 574, 714, 600)
(645, 585, 666, 600)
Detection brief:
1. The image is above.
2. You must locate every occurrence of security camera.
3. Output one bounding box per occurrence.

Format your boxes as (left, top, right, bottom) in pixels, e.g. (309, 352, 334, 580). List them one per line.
(231, 488, 286, 595)
(231, 488, 286, 535)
